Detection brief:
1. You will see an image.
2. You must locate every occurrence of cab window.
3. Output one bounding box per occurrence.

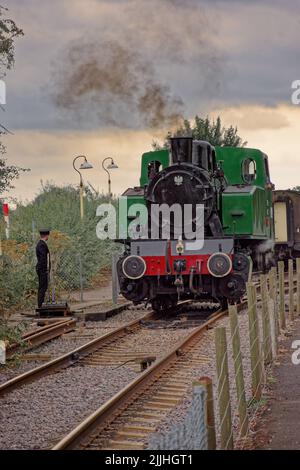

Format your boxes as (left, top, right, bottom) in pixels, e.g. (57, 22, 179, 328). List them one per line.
(148, 161, 161, 179)
(242, 158, 256, 183)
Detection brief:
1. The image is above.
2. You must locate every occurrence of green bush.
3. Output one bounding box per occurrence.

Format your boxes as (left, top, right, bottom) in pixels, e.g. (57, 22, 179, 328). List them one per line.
(0, 183, 121, 311)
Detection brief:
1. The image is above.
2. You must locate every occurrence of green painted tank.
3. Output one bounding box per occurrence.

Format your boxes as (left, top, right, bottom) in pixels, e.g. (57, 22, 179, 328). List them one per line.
(215, 147, 274, 240)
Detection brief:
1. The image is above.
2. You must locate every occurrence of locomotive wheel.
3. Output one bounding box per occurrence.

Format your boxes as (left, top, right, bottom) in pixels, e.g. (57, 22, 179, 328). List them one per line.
(120, 279, 149, 302)
(218, 273, 246, 303)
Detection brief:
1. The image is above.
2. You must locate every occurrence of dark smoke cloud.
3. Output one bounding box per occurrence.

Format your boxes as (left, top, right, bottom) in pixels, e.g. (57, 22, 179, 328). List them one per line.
(51, 0, 223, 129)
(53, 39, 184, 129)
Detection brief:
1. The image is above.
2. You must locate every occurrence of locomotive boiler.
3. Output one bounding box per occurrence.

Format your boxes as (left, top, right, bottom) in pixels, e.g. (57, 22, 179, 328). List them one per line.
(116, 137, 274, 311)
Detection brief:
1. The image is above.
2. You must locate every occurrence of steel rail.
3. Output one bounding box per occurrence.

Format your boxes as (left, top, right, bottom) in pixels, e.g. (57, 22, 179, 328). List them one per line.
(0, 309, 158, 396)
(52, 303, 247, 450)
(2, 278, 296, 397)
(7, 319, 77, 358)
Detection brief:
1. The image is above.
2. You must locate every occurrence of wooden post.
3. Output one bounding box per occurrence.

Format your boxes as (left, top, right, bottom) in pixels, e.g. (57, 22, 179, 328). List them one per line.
(288, 259, 294, 322)
(278, 261, 286, 330)
(268, 298, 277, 359)
(112, 253, 119, 305)
(229, 305, 249, 437)
(297, 258, 300, 316)
(215, 327, 233, 450)
(78, 253, 84, 303)
(246, 282, 263, 401)
(198, 376, 216, 450)
(269, 267, 279, 339)
(260, 274, 272, 364)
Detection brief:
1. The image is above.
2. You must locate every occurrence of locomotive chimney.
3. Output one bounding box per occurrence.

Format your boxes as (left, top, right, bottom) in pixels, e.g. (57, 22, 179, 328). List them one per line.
(170, 137, 193, 165)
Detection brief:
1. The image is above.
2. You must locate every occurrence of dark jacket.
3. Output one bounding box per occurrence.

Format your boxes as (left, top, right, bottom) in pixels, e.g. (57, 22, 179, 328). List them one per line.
(36, 239, 50, 273)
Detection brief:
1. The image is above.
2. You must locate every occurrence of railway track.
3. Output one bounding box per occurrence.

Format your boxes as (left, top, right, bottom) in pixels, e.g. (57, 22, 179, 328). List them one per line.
(51, 278, 299, 451)
(1, 277, 297, 450)
(4, 271, 295, 363)
(51, 304, 247, 451)
(2, 278, 296, 393)
(0, 307, 165, 397)
(6, 318, 77, 359)
(0, 302, 220, 450)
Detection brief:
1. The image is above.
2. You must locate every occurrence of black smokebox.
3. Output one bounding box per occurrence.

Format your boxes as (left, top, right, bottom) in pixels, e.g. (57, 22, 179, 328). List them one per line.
(170, 137, 193, 164)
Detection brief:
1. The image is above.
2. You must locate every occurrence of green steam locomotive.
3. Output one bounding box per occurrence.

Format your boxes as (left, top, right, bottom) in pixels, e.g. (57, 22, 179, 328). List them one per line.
(116, 137, 275, 310)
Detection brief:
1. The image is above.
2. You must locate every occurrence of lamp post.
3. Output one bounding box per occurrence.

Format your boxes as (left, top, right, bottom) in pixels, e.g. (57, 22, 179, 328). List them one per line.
(73, 155, 93, 219)
(102, 157, 118, 198)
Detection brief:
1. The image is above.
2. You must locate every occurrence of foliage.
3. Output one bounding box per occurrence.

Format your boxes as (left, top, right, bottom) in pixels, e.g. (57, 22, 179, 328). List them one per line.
(0, 316, 26, 365)
(0, 5, 24, 75)
(247, 397, 267, 409)
(152, 115, 247, 150)
(0, 6, 26, 194)
(0, 135, 29, 194)
(0, 246, 35, 314)
(0, 183, 120, 312)
(0, 5, 24, 74)
(48, 230, 72, 272)
(0, 317, 25, 345)
(0, 239, 29, 259)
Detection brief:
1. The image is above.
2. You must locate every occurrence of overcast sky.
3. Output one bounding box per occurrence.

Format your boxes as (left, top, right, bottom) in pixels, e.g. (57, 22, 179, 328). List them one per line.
(3, 0, 300, 201)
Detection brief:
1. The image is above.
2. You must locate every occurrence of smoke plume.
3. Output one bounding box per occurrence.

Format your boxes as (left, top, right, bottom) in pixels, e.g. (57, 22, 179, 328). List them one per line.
(53, 39, 184, 129)
(51, 0, 223, 129)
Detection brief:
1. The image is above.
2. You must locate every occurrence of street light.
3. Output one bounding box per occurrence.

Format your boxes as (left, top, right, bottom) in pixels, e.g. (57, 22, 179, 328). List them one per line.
(102, 157, 118, 197)
(73, 155, 93, 219)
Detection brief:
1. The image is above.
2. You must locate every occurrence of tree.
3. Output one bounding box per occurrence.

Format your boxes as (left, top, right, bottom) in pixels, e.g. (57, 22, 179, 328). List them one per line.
(0, 5, 26, 196)
(0, 5, 23, 73)
(0, 137, 28, 194)
(152, 115, 247, 150)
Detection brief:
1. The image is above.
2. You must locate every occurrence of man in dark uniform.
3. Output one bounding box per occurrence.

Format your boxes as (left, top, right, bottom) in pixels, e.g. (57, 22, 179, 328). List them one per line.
(36, 229, 51, 308)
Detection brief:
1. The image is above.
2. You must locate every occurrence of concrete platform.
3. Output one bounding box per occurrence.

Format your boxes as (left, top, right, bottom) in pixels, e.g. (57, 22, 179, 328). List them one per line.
(73, 301, 132, 321)
(20, 299, 131, 321)
(260, 317, 300, 449)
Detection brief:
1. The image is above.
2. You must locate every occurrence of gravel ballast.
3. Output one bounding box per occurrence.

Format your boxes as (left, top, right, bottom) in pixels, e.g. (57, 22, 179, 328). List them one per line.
(0, 322, 194, 450)
(147, 295, 294, 449)
(1, 292, 292, 450)
(0, 364, 138, 450)
(0, 307, 150, 384)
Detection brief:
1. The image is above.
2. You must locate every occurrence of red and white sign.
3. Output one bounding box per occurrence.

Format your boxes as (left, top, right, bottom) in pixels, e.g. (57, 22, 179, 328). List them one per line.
(2, 203, 9, 239)
(2, 203, 9, 217)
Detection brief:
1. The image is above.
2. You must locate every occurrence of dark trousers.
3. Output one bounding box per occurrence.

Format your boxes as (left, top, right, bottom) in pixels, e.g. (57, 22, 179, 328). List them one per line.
(36, 268, 48, 308)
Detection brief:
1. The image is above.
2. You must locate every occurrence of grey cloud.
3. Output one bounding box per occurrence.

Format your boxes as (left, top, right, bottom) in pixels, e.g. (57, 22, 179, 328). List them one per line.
(4, 0, 224, 130)
(50, 0, 223, 130)
(3, 0, 300, 132)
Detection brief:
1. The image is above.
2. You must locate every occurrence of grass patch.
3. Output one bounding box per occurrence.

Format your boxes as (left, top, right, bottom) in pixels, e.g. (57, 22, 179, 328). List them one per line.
(267, 375, 277, 385)
(0, 318, 27, 366)
(247, 397, 267, 410)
